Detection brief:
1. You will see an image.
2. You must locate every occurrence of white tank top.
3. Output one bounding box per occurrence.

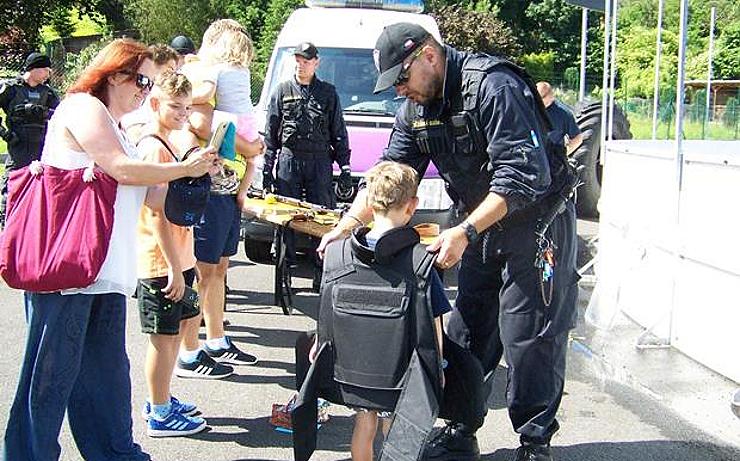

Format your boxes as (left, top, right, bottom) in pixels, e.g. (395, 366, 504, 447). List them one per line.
(41, 93, 147, 296)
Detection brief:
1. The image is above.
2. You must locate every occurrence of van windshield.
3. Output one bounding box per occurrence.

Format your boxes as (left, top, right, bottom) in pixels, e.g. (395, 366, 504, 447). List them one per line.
(266, 47, 403, 116)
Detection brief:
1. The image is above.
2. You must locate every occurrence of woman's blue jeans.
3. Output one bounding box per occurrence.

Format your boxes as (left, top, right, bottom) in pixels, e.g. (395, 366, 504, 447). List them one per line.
(3, 292, 150, 461)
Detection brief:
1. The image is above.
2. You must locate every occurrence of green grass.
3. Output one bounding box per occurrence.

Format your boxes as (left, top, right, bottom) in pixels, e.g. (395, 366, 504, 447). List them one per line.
(627, 114, 740, 140)
(40, 9, 105, 42)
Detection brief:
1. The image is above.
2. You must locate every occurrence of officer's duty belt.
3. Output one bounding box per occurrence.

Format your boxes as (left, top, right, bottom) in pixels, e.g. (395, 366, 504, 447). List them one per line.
(494, 193, 561, 230)
(283, 147, 331, 157)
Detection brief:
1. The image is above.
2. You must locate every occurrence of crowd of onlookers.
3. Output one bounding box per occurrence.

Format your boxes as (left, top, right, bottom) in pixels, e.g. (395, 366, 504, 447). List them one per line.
(2, 19, 275, 460)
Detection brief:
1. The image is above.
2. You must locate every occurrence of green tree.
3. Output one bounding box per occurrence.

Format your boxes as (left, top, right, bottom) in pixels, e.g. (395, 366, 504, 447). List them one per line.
(430, 4, 521, 58)
(0, 0, 127, 44)
(616, 26, 679, 99)
(524, 0, 583, 73)
(252, 0, 303, 81)
(124, 0, 217, 45)
(519, 51, 555, 82)
(49, 6, 78, 39)
(713, 21, 740, 79)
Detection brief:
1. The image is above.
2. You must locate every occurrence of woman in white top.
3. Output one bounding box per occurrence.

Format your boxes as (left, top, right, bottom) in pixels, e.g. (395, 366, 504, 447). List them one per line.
(3, 39, 218, 461)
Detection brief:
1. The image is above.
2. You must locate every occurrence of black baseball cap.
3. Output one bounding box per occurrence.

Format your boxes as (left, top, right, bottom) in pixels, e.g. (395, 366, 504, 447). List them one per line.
(373, 22, 431, 93)
(170, 35, 196, 55)
(24, 52, 51, 72)
(294, 42, 318, 60)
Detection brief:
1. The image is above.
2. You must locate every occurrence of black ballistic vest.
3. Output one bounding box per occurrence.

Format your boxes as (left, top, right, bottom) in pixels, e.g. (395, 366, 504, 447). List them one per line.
(293, 226, 443, 461)
(1, 78, 55, 169)
(279, 79, 334, 153)
(405, 54, 575, 213)
(317, 226, 442, 409)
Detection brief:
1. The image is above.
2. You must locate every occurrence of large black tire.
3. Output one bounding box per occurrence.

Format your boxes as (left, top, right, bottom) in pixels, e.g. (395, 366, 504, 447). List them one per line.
(244, 237, 273, 264)
(572, 101, 632, 218)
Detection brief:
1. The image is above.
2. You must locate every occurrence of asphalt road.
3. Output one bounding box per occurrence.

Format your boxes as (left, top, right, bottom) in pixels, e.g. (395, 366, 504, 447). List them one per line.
(0, 234, 738, 461)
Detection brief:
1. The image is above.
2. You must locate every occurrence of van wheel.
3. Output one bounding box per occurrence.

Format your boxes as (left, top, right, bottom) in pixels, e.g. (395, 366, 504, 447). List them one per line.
(572, 101, 632, 218)
(244, 237, 273, 264)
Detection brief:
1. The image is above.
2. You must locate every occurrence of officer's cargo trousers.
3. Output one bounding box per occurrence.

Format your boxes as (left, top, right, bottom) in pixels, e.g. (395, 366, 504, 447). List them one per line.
(446, 200, 578, 444)
(276, 149, 334, 265)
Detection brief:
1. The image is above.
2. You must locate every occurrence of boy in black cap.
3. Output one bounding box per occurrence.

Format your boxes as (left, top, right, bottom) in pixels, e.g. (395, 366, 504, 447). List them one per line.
(0, 51, 59, 226)
(263, 40, 351, 290)
(319, 22, 579, 461)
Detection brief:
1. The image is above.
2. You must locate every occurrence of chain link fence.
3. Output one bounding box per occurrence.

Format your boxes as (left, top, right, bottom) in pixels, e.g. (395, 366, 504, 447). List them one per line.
(545, 69, 740, 141)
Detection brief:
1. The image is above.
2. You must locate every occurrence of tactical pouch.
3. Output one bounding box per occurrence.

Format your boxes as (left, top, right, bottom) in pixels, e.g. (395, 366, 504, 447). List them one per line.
(451, 112, 479, 156)
(331, 282, 411, 390)
(413, 122, 447, 156)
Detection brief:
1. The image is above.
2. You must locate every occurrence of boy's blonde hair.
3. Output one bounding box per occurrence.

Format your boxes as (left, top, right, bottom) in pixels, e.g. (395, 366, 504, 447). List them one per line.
(154, 71, 192, 99)
(365, 161, 419, 214)
(200, 19, 253, 68)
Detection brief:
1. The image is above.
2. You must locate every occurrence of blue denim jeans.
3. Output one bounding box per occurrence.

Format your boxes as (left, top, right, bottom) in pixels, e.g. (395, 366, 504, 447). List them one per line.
(3, 292, 150, 461)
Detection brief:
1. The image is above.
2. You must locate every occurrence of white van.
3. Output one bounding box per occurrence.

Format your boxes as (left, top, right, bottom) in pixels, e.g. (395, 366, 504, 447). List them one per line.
(243, 0, 453, 262)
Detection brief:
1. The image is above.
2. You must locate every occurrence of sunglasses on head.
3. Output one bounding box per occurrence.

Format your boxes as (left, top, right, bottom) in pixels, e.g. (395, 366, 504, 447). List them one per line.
(128, 72, 154, 92)
(394, 46, 425, 87)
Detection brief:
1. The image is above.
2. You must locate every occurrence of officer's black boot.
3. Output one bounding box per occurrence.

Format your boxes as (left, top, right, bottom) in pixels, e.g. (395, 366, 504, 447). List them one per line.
(514, 442, 553, 461)
(423, 422, 480, 461)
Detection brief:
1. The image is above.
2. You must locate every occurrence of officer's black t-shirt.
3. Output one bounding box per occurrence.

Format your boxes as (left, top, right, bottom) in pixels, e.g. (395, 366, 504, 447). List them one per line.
(545, 101, 580, 145)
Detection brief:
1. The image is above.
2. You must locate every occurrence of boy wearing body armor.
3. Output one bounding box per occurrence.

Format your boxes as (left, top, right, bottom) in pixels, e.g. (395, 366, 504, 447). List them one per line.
(294, 161, 450, 461)
(0, 52, 60, 226)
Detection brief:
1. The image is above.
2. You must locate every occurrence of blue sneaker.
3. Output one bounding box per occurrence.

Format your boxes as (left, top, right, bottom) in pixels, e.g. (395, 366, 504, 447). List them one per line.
(147, 412, 207, 437)
(142, 396, 198, 420)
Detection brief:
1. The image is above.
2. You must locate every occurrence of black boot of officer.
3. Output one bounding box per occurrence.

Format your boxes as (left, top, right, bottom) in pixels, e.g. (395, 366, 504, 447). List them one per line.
(424, 424, 553, 461)
(424, 422, 480, 461)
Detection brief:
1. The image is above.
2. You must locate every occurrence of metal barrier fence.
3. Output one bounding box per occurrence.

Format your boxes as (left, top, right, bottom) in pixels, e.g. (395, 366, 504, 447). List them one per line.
(620, 97, 740, 141)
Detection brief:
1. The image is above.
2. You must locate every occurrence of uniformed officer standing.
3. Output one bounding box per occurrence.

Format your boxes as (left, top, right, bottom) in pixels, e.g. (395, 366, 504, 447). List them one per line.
(263, 41, 351, 288)
(537, 81, 583, 155)
(0, 52, 60, 224)
(318, 24, 579, 461)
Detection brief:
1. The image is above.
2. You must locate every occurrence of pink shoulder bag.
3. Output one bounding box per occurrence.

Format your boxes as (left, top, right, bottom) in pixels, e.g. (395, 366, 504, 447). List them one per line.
(0, 164, 117, 292)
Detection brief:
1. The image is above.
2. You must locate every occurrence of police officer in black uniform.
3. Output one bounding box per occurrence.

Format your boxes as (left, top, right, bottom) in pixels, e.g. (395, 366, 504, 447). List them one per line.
(0, 52, 60, 224)
(318, 24, 579, 461)
(263, 41, 351, 287)
(537, 81, 583, 155)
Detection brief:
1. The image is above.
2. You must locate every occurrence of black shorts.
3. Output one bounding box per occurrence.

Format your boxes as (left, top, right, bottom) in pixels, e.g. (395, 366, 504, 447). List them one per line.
(137, 268, 198, 335)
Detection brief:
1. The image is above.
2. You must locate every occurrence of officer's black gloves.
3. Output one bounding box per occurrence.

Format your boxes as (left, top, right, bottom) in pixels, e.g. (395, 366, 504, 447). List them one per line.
(262, 169, 275, 192)
(338, 165, 352, 193)
(0, 118, 18, 146)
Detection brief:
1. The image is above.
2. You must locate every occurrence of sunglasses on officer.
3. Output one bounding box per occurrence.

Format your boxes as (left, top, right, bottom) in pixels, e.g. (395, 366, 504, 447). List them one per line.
(394, 46, 425, 87)
(126, 72, 154, 92)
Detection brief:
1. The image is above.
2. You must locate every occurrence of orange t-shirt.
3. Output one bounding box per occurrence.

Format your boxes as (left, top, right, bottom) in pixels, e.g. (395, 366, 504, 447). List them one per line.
(136, 140, 197, 279)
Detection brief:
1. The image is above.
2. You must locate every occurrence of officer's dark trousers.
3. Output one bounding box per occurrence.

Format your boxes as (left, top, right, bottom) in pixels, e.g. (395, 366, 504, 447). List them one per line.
(276, 149, 334, 265)
(0, 170, 9, 228)
(446, 201, 578, 445)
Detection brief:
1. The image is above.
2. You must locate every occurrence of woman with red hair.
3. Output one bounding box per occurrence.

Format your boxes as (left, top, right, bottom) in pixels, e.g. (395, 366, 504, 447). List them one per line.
(2, 38, 218, 461)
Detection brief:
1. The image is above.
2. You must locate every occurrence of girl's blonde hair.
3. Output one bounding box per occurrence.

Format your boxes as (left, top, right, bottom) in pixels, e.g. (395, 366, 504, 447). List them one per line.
(365, 161, 419, 214)
(199, 19, 253, 68)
